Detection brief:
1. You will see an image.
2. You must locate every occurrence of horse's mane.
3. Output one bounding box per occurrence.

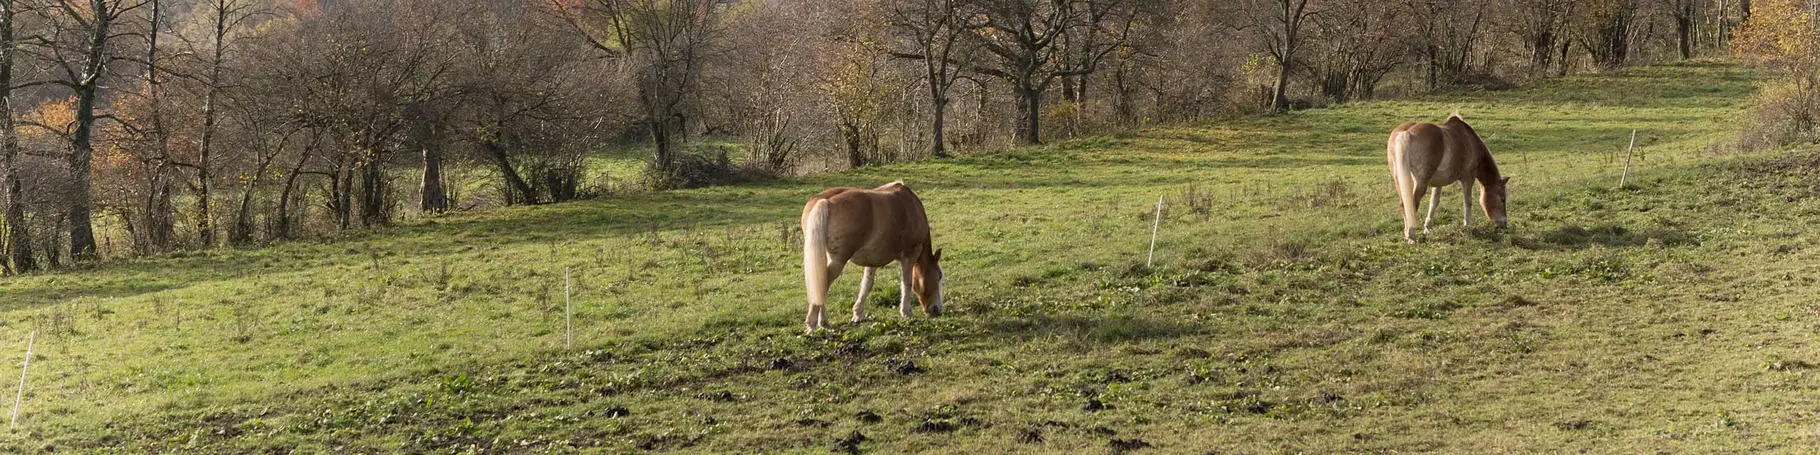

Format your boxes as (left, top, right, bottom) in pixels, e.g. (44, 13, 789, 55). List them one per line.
(1478, 153, 1503, 184)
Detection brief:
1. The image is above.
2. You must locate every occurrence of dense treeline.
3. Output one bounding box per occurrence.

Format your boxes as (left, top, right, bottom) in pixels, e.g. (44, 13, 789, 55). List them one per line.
(1731, 0, 1820, 150)
(0, 0, 1752, 273)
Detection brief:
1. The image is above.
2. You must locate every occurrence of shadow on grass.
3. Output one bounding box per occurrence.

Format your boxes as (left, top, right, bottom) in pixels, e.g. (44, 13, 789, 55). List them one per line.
(1516, 223, 1697, 250)
(979, 313, 1207, 344)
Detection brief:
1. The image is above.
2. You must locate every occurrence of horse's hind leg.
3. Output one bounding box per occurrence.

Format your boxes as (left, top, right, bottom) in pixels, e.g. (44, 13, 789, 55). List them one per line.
(819, 260, 846, 329)
(852, 267, 876, 323)
(1398, 174, 1422, 243)
(805, 265, 826, 333)
(1423, 186, 1440, 233)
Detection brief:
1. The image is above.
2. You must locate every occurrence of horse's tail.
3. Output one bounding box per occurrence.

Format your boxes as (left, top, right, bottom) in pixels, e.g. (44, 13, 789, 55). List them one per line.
(1391, 130, 1415, 208)
(1391, 130, 1420, 242)
(1392, 131, 1414, 174)
(802, 198, 832, 313)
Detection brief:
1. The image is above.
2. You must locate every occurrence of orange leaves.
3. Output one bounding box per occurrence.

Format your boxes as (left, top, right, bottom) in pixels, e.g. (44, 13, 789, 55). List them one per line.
(19, 97, 76, 144)
(1731, 0, 1820, 72)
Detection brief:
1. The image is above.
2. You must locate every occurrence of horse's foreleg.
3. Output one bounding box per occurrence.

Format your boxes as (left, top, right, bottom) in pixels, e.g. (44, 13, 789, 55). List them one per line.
(1423, 186, 1440, 233)
(852, 267, 876, 323)
(898, 260, 915, 318)
(1460, 179, 1474, 227)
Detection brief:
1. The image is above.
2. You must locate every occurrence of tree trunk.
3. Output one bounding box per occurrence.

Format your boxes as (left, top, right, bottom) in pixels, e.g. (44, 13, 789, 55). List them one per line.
(358, 158, 387, 227)
(66, 0, 121, 261)
(650, 119, 677, 173)
(1015, 84, 1043, 145)
(841, 122, 866, 169)
(930, 97, 948, 158)
(1557, 37, 1572, 77)
(483, 139, 536, 205)
(1676, 6, 1694, 59)
(45, 215, 62, 268)
(229, 150, 277, 245)
(1114, 60, 1135, 124)
(1076, 75, 1089, 104)
(0, 0, 29, 273)
(419, 144, 447, 212)
(274, 146, 310, 239)
(143, 164, 174, 250)
(3, 176, 27, 273)
(229, 174, 257, 244)
(1425, 44, 1439, 90)
(139, 0, 175, 253)
(68, 86, 99, 261)
(331, 163, 352, 230)
(1271, 56, 1292, 112)
(1530, 30, 1556, 76)
(196, 0, 226, 247)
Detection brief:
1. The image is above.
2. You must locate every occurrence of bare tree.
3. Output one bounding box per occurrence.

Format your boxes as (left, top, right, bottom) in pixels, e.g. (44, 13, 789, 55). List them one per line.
(457, 1, 605, 205)
(1407, 0, 1490, 89)
(182, 0, 256, 244)
(1582, 0, 1638, 69)
(1231, 0, 1318, 112)
(1304, 0, 1406, 101)
(0, 0, 28, 272)
(1506, 0, 1576, 76)
(891, 0, 976, 157)
(25, 0, 150, 261)
(556, 0, 717, 182)
(1669, 0, 1700, 59)
(966, 0, 1134, 144)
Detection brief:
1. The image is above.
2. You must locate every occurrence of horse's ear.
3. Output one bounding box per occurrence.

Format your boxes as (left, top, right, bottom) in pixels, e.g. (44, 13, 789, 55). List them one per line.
(933, 248, 943, 261)
(1501, 176, 1511, 185)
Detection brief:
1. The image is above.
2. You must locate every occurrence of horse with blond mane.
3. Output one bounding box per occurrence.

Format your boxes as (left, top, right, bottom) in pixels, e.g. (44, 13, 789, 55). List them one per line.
(800, 181, 944, 333)
(1386, 112, 1510, 243)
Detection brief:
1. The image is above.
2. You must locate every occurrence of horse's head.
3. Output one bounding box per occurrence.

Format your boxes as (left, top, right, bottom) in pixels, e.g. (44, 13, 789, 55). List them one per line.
(912, 248, 944, 316)
(1481, 176, 1510, 228)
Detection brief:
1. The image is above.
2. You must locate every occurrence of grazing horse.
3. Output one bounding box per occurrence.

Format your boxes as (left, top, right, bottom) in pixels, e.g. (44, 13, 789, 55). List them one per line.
(1386, 112, 1510, 243)
(800, 181, 944, 333)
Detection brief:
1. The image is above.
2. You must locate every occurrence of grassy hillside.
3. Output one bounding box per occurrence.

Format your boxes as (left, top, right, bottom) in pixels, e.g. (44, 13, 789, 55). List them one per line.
(5, 61, 1814, 453)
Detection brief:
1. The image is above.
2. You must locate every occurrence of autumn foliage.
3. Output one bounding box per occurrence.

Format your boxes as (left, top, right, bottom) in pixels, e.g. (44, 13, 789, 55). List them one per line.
(1732, 0, 1820, 148)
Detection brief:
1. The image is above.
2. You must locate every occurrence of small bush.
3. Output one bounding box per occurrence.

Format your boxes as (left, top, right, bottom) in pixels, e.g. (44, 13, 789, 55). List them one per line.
(1739, 82, 1820, 152)
(645, 146, 773, 190)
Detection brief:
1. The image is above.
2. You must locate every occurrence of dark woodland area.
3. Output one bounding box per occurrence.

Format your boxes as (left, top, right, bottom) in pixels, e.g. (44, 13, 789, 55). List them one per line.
(0, 0, 1777, 273)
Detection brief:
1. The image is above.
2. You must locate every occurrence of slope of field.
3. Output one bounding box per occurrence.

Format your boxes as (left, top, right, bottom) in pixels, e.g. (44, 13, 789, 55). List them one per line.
(5, 62, 1815, 453)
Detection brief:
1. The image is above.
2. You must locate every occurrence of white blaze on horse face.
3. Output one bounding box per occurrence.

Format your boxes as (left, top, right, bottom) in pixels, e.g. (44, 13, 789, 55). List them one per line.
(1481, 181, 1509, 228)
(930, 266, 945, 315)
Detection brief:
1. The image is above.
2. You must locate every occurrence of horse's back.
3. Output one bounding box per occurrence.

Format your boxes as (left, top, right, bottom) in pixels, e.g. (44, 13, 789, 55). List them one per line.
(1391, 120, 1482, 185)
(804, 182, 930, 266)
(1390, 122, 1446, 175)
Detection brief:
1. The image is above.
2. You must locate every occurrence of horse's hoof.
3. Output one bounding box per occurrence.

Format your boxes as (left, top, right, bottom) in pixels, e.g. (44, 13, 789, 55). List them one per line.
(851, 316, 864, 324)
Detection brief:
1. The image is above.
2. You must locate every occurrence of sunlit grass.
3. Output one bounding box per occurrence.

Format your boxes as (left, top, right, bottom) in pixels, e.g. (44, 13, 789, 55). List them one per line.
(6, 61, 1817, 453)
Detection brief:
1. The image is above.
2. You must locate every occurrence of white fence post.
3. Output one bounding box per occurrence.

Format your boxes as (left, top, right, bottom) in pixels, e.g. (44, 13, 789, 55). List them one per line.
(1147, 195, 1164, 268)
(564, 268, 573, 350)
(11, 330, 35, 431)
(1619, 130, 1638, 188)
